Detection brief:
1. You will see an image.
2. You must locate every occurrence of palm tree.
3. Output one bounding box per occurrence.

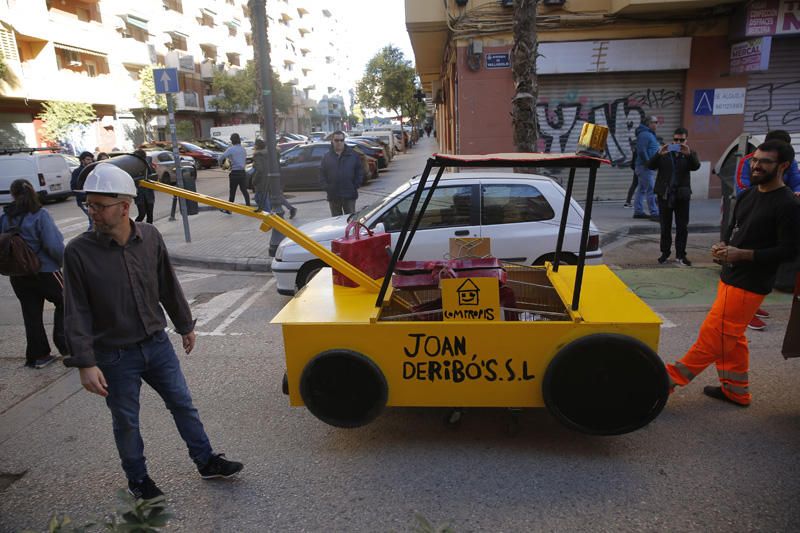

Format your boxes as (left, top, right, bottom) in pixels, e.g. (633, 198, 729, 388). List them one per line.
(511, 0, 539, 153)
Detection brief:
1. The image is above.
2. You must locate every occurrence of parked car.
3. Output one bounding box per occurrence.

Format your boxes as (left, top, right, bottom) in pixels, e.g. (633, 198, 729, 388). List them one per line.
(194, 137, 255, 162)
(308, 131, 328, 142)
(138, 141, 218, 170)
(0, 149, 74, 204)
(278, 141, 374, 191)
(347, 139, 387, 169)
(143, 150, 197, 184)
(357, 134, 394, 161)
(271, 173, 603, 295)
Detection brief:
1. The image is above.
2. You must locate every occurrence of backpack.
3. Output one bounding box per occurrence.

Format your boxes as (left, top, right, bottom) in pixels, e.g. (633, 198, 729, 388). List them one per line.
(0, 214, 42, 276)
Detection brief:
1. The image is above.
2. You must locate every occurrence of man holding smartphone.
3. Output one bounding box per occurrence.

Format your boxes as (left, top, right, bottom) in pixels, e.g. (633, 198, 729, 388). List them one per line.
(647, 127, 700, 266)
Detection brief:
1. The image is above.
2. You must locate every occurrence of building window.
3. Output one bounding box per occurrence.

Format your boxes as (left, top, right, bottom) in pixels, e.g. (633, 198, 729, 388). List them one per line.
(163, 0, 183, 13)
(228, 25, 237, 37)
(242, 5, 250, 18)
(54, 45, 109, 77)
(46, 0, 102, 23)
(199, 10, 215, 27)
(171, 34, 187, 51)
(125, 66, 141, 81)
(227, 53, 240, 67)
(122, 23, 148, 43)
(245, 32, 252, 46)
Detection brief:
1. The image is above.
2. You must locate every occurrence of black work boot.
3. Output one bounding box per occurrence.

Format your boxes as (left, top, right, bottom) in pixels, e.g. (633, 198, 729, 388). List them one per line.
(703, 386, 748, 407)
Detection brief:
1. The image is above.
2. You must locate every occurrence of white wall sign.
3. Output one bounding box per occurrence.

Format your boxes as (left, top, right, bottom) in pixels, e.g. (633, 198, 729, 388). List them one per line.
(537, 38, 692, 74)
(713, 88, 747, 115)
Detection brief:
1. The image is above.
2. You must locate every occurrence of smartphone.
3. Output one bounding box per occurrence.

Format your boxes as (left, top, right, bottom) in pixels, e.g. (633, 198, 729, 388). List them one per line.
(668, 143, 682, 152)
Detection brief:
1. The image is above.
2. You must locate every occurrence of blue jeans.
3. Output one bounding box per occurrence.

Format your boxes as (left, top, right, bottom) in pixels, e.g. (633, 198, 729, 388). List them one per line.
(634, 165, 659, 216)
(95, 330, 212, 482)
(75, 196, 93, 230)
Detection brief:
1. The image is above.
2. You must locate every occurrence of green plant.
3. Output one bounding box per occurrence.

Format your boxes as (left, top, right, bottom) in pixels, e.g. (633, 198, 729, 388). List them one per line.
(36, 101, 97, 145)
(24, 489, 171, 533)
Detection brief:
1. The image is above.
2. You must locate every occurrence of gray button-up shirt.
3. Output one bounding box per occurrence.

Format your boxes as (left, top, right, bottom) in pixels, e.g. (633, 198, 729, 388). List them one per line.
(218, 144, 247, 171)
(63, 221, 194, 368)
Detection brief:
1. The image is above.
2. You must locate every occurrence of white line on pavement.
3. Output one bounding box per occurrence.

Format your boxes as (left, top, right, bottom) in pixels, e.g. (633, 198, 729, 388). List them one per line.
(656, 312, 677, 328)
(193, 287, 251, 328)
(211, 279, 275, 335)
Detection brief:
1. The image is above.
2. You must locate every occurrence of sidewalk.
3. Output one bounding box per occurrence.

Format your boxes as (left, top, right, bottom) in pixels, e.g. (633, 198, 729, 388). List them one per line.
(155, 141, 723, 271)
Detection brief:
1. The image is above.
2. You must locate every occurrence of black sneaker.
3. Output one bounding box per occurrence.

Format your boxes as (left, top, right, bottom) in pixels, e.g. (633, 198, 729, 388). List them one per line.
(34, 355, 58, 369)
(675, 257, 692, 267)
(657, 254, 669, 264)
(289, 206, 297, 219)
(128, 475, 164, 500)
(632, 213, 649, 219)
(198, 453, 243, 479)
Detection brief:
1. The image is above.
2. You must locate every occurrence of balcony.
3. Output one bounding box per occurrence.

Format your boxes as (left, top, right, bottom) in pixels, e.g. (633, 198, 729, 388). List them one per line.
(21, 66, 115, 105)
(201, 61, 224, 80)
(165, 50, 196, 73)
(115, 38, 150, 67)
(175, 91, 201, 111)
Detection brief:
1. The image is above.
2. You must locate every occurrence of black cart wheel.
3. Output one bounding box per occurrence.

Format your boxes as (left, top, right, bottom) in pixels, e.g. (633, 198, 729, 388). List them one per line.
(299, 350, 388, 428)
(542, 334, 669, 436)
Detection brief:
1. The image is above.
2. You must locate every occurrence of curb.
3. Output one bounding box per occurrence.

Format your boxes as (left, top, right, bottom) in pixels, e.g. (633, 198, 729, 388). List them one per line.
(170, 253, 273, 273)
(602, 223, 720, 247)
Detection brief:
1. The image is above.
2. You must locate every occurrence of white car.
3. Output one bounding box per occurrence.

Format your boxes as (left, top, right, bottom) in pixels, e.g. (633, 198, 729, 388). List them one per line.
(0, 150, 74, 204)
(272, 172, 603, 295)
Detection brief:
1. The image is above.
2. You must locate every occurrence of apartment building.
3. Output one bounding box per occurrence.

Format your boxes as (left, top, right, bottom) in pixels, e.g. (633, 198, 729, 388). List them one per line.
(406, 0, 800, 200)
(266, 1, 354, 133)
(0, 0, 354, 152)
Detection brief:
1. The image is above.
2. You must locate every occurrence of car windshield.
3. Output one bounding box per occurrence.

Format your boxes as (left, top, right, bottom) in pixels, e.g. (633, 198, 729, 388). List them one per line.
(351, 180, 413, 224)
(181, 142, 204, 151)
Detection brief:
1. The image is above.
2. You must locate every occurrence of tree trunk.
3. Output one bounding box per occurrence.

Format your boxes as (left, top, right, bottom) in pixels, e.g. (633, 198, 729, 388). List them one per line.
(511, 0, 539, 153)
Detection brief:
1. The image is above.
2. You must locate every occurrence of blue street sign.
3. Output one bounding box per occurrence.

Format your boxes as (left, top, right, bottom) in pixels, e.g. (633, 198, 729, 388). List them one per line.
(693, 89, 714, 116)
(486, 53, 510, 69)
(153, 67, 179, 94)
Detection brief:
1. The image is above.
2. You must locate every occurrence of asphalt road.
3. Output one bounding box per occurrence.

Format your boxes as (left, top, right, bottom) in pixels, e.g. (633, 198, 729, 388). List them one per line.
(1, 172, 799, 531)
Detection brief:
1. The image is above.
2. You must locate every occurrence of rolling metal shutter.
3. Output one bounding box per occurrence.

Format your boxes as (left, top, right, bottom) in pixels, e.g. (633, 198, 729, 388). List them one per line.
(743, 36, 800, 134)
(537, 71, 685, 200)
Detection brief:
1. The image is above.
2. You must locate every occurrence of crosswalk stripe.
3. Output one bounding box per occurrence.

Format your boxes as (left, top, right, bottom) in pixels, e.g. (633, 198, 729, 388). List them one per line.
(211, 279, 275, 335)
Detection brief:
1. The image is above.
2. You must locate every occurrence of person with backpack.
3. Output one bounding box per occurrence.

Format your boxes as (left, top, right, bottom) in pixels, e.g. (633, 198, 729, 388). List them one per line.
(0, 179, 67, 369)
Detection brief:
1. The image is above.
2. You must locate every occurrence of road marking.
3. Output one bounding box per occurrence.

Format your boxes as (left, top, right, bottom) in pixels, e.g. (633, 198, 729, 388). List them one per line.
(178, 272, 217, 284)
(193, 287, 251, 328)
(211, 279, 275, 335)
(656, 312, 677, 328)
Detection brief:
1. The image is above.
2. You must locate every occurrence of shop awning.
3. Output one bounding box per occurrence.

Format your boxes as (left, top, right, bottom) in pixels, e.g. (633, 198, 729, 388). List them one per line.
(53, 42, 107, 58)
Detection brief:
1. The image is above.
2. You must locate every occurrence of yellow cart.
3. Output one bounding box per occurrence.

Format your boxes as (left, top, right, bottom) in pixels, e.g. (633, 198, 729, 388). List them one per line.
(97, 150, 669, 436)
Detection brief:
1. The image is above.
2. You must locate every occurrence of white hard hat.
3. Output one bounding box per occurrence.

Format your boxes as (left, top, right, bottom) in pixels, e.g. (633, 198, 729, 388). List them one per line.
(82, 163, 137, 197)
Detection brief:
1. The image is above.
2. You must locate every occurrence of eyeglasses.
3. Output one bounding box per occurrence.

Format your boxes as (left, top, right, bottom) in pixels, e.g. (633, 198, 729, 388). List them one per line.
(750, 157, 777, 166)
(82, 201, 125, 212)
(672, 137, 687, 142)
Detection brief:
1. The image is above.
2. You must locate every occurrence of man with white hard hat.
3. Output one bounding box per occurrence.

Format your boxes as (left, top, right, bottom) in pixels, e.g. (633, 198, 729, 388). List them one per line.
(62, 163, 243, 501)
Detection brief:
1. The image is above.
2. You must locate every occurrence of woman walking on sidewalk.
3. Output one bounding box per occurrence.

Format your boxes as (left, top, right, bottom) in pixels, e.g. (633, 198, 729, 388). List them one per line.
(0, 179, 67, 369)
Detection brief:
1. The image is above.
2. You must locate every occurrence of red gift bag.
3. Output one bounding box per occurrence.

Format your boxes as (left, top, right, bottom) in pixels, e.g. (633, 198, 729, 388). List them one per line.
(331, 221, 391, 287)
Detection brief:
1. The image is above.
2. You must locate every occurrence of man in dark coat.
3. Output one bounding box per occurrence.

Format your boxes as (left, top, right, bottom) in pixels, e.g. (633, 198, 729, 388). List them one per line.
(647, 127, 700, 266)
(319, 130, 364, 216)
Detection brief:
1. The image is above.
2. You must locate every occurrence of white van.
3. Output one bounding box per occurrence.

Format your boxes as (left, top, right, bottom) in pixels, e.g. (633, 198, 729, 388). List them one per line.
(210, 124, 261, 142)
(0, 150, 74, 204)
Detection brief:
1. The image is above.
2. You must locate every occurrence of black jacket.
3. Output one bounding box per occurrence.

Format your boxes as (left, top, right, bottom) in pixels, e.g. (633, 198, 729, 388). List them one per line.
(647, 149, 700, 198)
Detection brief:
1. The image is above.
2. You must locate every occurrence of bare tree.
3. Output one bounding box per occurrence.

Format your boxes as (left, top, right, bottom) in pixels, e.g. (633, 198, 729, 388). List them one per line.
(511, 0, 539, 153)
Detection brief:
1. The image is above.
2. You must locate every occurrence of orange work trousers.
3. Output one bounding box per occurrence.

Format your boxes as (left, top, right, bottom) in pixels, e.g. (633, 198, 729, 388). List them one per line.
(666, 280, 765, 405)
